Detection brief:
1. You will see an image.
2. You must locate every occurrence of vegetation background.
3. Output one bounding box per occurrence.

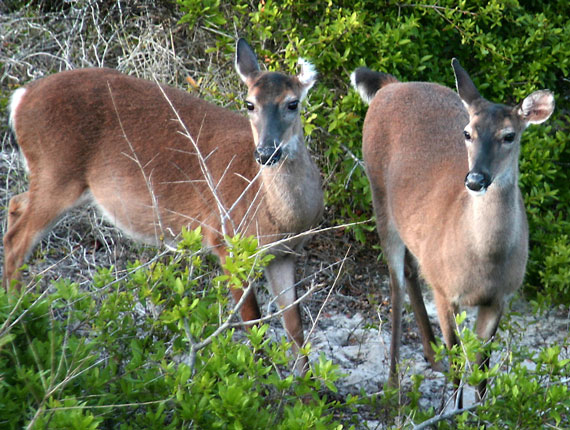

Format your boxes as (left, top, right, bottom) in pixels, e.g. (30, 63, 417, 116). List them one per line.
(0, 0, 568, 429)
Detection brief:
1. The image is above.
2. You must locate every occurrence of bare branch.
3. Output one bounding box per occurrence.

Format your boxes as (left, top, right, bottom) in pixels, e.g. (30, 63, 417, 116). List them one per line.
(412, 404, 479, 430)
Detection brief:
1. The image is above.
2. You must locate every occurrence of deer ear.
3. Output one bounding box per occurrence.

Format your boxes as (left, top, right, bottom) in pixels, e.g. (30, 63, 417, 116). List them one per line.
(235, 38, 260, 85)
(518, 90, 555, 125)
(452, 58, 481, 107)
(297, 58, 317, 101)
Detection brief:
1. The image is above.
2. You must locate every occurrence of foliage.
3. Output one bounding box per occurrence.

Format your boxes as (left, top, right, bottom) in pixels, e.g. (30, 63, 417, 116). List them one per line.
(421, 314, 570, 430)
(349, 311, 570, 429)
(0, 229, 352, 429)
(177, 0, 570, 303)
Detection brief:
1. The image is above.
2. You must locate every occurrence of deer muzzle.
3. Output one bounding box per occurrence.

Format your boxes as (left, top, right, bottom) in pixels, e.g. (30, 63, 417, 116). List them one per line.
(255, 142, 282, 165)
(465, 171, 491, 196)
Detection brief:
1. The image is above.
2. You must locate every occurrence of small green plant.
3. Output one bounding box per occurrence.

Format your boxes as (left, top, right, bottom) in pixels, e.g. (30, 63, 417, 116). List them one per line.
(388, 312, 570, 429)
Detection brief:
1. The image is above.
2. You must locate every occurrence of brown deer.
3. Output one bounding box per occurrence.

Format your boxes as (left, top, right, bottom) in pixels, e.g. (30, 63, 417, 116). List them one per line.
(4, 38, 323, 373)
(351, 59, 554, 406)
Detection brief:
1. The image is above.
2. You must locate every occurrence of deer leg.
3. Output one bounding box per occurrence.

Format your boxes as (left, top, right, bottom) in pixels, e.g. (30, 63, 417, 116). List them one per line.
(217, 250, 262, 324)
(7, 191, 29, 231)
(474, 300, 503, 402)
(3, 182, 85, 290)
(228, 280, 262, 322)
(264, 255, 307, 375)
(404, 251, 441, 371)
(387, 264, 405, 388)
(381, 236, 407, 388)
(433, 290, 462, 408)
(3, 192, 29, 289)
(372, 195, 408, 388)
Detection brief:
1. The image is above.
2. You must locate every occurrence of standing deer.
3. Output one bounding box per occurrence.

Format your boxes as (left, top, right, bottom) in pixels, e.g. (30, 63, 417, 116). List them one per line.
(4, 38, 323, 373)
(351, 59, 554, 406)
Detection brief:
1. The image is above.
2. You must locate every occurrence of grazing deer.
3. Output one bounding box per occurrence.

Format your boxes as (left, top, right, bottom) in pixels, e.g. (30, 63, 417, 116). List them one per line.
(4, 38, 323, 373)
(351, 59, 554, 406)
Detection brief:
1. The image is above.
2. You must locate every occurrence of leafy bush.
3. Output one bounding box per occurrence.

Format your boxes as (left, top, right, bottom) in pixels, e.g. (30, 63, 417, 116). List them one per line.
(368, 313, 570, 429)
(177, 0, 570, 302)
(0, 229, 352, 429)
(428, 316, 570, 430)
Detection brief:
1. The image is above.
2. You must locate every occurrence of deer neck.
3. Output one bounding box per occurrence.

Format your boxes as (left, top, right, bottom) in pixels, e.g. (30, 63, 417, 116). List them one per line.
(259, 142, 323, 236)
(464, 173, 523, 256)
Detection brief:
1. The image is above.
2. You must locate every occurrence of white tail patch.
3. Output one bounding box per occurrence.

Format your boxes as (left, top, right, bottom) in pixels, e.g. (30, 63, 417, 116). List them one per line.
(350, 71, 375, 104)
(9, 87, 27, 130)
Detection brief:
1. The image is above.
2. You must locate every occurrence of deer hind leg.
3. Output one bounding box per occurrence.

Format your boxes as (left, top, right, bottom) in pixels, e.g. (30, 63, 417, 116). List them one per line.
(3, 192, 30, 288)
(264, 256, 307, 374)
(432, 290, 463, 408)
(474, 300, 503, 402)
(379, 230, 407, 388)
(3, 180, 86, 290)
(404, 251, 441, 371)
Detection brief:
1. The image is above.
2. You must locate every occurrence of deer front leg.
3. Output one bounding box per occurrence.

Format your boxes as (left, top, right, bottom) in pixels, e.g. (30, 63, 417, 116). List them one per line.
(217, 250, 262, 324)
(228, 281, 262, 323)
(475, 300, 503, 402)
(264, 255, 307, 375)
(433, 290, 462, 408)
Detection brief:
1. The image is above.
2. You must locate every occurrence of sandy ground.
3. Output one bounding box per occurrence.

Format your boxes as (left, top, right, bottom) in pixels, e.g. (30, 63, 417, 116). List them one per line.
(258, 233, 570, 428)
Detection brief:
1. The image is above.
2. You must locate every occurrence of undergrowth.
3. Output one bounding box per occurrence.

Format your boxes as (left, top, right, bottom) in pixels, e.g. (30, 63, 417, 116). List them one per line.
(0, 229, 354, 429)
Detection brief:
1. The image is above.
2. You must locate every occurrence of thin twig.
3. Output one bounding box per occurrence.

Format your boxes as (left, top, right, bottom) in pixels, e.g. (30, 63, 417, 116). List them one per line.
(413, 404, 478, 430)
(398, 3, 477, 16)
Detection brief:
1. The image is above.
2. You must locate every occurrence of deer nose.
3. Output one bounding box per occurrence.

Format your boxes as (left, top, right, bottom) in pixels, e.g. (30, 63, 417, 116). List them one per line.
(254, 144, 282, 165)
(465, 171, 491, 194)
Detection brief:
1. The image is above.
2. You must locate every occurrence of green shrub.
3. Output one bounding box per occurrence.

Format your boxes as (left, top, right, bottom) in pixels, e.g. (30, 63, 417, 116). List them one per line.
(0, 229, 352, 429)
(387, 313, 570, 429)
(177, 0, 570, 303)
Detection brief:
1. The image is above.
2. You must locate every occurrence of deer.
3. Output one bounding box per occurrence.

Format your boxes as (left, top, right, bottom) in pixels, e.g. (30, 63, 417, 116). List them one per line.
(351, 59, 554, 407)
(3, 38, 323, 374)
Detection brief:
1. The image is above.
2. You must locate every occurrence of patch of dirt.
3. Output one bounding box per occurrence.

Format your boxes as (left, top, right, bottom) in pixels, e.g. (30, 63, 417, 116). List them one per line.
(259, 228, 570, 427)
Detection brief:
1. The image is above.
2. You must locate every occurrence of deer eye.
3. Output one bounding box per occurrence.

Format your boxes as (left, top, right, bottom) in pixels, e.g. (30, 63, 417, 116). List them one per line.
(246, 101, 254, 111)
(463, 130, 471, 140)
(287, 100, 299, 111)
(503, 132, 516, 143)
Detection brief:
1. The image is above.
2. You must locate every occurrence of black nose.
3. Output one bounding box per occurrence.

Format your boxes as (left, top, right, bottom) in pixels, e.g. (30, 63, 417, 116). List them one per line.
(254, 146, 282, 165)
(465, 171, 491, 193)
